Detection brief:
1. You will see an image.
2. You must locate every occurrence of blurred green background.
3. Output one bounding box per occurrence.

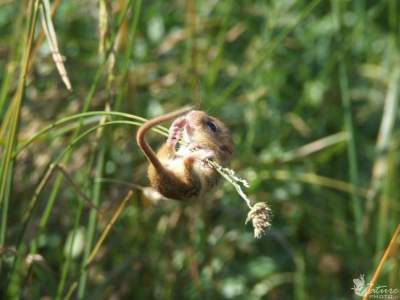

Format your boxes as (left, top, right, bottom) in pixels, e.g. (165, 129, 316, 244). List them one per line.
(0, 0, 399, 299)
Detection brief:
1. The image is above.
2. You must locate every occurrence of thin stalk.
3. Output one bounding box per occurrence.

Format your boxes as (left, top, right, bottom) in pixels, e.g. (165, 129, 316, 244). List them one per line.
(205, 1, 232, 88)
(85, 191, 132, 267)
(0, 0, 60, 136)
(261, 170, 368, 197)
(77, 3, 118, 294)
(4, 164, 57, 295)
(364, 68, 400, 236)
(376, 146, 398, 254)
(185, 0, 200, 105)
(33, 1, 135, 255)
(5, 120, 141, 294)
(35, 64, 108, 253)
(362, 224, 400, 300)
(0, 0, 39, 278)
(15, 111, 161, 157)
(73, 190, 93, 299)
(388, 0, 397, 32)
(64, 282, 78, 300)
(55, 201, 84, 300)
(278, 132, 348, 163)
(115, 0, 143, 110)
(77, 114, 108, 299)
(339, 62, 363, 247)
(0, 63, 17, 118)
(27, 0, 62, 72)
(294, 253, 306, 300)
(0, 0, 25, 118)
(31, 120, 141, 234)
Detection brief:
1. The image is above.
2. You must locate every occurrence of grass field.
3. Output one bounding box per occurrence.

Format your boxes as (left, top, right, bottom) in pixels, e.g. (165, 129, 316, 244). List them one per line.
(0, 0, 399, 299)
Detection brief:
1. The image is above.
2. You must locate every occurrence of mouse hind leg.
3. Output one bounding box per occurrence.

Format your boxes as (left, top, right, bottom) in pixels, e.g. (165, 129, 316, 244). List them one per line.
(167, 116, 186, 147)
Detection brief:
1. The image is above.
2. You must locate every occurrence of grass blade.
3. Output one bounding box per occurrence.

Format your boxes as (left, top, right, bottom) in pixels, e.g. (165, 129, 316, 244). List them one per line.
(364, 68, 400, 234)
(39, 0, 72, 90)
(339, 61, 363, 247)
(0, 0, 39, 278)
(362, 224, 400, 300)
(85, 191, 132, 267)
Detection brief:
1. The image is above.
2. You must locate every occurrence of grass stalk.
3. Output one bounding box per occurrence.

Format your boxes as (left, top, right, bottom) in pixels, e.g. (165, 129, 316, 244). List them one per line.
(205, 1, 232, 89)
(15, 111, 156, 156)
(0, 0, 39, 277)
(362, 224, 400, 300)
(364, 68, 400, 236)
(54, 201, 83, 300)
(185, 0, 200, 105)
(33, 0, 134, 252)
(77, 109, 109, 299)
(85, 191, 133, 267)
(38, 0, 72, 90)
(115, 0, 142, 111)
(0, 0, 25, 119)
(277, 132, 348, 163)
(376, 144, 398, 255)
(5, 120, 142, 295)
(261, 170, 368, 197)
(339, 61, 363, 248)
(0, 63, 17, 119)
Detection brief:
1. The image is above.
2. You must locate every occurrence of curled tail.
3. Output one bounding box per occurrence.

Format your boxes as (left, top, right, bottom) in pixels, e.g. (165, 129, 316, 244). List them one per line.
(136, 106, 193, 172)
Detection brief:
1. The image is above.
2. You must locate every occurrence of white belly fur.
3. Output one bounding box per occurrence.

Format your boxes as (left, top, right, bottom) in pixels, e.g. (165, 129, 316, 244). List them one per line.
(161, 150, 211, 197)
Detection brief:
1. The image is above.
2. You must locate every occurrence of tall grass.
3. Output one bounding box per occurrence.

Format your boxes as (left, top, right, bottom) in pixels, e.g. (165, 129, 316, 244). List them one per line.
(0, 0, 39, 273)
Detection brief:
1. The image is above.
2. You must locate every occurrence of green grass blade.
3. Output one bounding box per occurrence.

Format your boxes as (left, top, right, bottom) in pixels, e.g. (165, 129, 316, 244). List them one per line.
(339, 61, 363, 247)
(0, 0, 39, 277)
(115, 0, 142, 111)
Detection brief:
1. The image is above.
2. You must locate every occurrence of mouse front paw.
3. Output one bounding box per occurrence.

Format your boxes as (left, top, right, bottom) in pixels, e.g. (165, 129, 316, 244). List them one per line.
(184, 149, 216, 170)
(197, 149, 215, 161)
(191, 149, 216, 165)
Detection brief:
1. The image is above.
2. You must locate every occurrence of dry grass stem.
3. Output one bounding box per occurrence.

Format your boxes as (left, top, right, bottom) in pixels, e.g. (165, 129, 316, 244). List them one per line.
(207, 159, 272, 238)
(362, 224, 400, 300)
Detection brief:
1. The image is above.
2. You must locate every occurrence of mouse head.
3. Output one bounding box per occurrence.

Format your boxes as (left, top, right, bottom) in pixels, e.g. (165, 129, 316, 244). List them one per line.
(183, 110, 234, 165)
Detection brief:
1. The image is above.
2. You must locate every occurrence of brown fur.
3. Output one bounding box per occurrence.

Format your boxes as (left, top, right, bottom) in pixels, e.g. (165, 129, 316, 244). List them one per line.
(147, 144, 202, 199)
(137, 108, 234, 201)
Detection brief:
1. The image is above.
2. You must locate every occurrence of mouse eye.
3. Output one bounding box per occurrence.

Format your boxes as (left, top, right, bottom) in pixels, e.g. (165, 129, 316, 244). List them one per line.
(206, 120, 217, 133)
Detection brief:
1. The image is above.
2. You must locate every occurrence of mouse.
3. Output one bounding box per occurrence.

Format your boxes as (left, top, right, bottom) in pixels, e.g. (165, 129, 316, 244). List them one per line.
(136, 107, 234, 201)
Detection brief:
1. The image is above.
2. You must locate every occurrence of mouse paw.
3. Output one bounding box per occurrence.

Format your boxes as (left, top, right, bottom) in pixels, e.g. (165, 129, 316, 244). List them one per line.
(190, 149, 215, 166)
(184, 149, 215, 171)
(167, 117, 186, 146)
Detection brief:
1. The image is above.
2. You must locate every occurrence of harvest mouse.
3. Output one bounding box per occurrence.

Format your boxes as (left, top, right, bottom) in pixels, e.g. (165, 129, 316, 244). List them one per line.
(136, 107, 234, 201)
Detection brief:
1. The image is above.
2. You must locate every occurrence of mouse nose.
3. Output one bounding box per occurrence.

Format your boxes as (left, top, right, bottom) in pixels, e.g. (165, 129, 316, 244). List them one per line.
(185, 121, 194, 135)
